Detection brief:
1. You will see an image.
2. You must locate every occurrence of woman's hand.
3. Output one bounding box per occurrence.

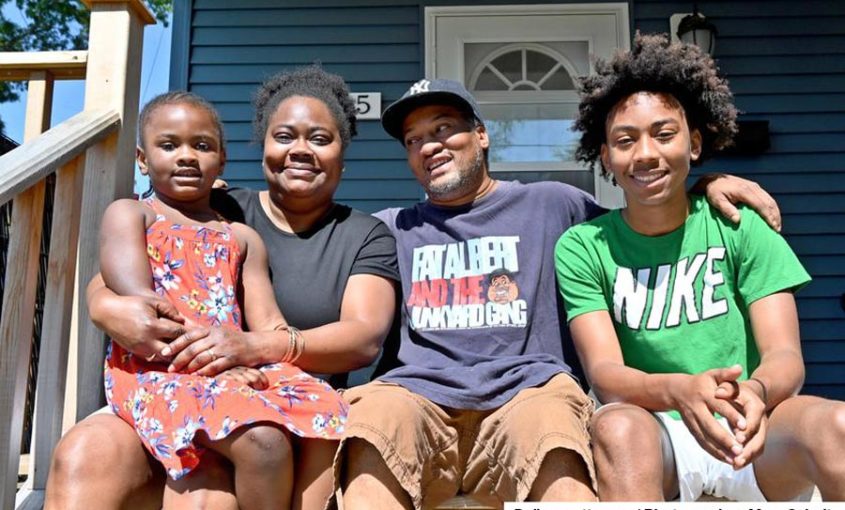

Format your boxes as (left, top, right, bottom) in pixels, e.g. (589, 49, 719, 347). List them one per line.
(92, 294, 187, 363)
(216, 366, 269, 390)
(162, 327, 260, 376)
(670, 365, 747, 465)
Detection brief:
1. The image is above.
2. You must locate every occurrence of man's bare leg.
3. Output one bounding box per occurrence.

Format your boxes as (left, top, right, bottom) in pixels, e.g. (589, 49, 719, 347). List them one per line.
(343, 438, 412, 510)
(529, 448, 596, 501)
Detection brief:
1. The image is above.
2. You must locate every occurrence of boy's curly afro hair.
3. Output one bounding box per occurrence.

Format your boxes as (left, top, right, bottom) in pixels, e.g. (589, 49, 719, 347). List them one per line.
(574, 32, 737, 177)
(252, 64, 358, 149)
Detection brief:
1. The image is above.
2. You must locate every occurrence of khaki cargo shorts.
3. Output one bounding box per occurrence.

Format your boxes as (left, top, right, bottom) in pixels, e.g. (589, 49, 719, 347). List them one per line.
(329, 373, 595, 509)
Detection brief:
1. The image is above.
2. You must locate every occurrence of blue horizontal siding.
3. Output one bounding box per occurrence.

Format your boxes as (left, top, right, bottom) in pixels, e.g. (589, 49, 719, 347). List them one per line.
(193, 26, 420, 46)
(773, 194, 845, 215)
(193, 6, 419, 26)
(190, 63, 421, 83)
(803, 321, 845, 342)
(800, 276, 845, 298)
(191, 45, 420, 65)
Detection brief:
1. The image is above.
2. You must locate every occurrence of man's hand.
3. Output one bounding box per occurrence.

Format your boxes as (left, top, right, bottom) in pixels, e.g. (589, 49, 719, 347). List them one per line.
(671, 365, 747, 465)
(694, 174, 782, 231)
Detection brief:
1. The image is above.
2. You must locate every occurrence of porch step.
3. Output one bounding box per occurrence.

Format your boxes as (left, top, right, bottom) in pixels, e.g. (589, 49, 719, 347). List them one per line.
(436, 495, 495, 509)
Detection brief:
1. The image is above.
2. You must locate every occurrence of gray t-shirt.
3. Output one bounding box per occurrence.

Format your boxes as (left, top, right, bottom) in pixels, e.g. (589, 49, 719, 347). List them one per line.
(212, 188, 399, 387)
(375, 180, 604, 410)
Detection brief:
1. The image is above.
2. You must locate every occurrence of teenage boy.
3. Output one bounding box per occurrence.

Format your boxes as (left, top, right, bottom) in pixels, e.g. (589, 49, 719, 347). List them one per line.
(556, 33, 845, 502)
(334, 76, 787, 509)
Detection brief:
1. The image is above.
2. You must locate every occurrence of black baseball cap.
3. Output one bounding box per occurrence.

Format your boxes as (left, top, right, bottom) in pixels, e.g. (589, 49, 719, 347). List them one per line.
(381, 78, 485, 141)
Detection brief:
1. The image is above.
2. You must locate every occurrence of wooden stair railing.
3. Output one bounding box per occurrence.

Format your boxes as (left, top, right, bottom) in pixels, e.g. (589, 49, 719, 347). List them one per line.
(0, 2, 154, 508)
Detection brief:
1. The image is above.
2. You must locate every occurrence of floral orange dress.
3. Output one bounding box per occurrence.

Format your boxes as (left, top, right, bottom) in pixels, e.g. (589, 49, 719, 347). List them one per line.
(105, 201, 347, 480)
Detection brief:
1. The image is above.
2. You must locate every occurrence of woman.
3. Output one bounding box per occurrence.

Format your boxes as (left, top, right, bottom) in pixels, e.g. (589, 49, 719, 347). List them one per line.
(44, 66, 398, 510)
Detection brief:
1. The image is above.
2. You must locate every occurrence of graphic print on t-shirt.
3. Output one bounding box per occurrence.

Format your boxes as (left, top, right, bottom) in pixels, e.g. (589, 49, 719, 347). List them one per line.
(407, 235, 527, 330)
(613, 247, 729, 331)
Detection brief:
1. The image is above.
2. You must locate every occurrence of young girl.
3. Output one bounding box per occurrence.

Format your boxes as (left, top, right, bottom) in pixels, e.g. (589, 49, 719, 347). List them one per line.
(100, 91, 346, 509)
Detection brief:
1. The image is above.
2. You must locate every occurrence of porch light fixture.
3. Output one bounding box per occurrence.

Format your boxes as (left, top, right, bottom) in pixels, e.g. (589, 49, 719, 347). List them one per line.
(676, 5, 717, 56)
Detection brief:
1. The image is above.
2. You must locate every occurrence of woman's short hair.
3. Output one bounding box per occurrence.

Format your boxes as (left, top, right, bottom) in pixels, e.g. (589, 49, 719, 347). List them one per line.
(252, 64, 358, 149)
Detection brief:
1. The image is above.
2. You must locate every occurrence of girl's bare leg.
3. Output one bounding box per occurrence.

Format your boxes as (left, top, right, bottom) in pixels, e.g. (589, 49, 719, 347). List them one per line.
(293, 438, 338, 510)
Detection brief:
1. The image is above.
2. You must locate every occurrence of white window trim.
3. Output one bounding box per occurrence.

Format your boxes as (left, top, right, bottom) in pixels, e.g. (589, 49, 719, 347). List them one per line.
(424, 3, 630, 209)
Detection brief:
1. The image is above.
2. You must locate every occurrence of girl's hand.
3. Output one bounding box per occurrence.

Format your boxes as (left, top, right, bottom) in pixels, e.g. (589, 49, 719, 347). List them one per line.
(163, 327, 257, 376)
(216, 366, 269, 390)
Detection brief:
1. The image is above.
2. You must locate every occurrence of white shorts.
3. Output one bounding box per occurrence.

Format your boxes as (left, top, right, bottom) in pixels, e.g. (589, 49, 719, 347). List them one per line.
(655, 412, 815, 502)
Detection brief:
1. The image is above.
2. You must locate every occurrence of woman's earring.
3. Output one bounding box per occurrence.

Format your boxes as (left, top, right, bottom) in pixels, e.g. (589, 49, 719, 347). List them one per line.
(341, 167, 346, 173)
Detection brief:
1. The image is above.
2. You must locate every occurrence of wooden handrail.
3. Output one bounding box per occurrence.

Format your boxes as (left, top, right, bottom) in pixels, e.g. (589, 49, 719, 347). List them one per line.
(0, 109, 120, 206)
(0, 51, 87, 81)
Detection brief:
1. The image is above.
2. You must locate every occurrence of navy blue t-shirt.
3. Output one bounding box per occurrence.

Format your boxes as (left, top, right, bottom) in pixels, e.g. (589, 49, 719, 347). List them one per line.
(375, 180, 604, 410)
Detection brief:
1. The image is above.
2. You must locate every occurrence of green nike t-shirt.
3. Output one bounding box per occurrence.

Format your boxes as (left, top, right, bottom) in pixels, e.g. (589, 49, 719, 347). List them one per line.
(555, 195, 810, 394)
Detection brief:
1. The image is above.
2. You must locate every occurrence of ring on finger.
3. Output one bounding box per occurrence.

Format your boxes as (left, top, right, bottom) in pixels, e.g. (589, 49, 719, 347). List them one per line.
(207, 349, 217, 362)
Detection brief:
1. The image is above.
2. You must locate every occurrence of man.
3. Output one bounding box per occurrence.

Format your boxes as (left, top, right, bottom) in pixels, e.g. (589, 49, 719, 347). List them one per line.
(334, 78, 782, 509)
(556, 33, 845, 502)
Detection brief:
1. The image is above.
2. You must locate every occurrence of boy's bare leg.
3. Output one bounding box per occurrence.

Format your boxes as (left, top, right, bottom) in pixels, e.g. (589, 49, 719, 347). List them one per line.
(162, 451, 237, 510)
(590, 404, 677, 501)
(293, 438, 338, 510)
(45, 413, 164, 510)
(754, 395, 845, 500)
(343, 438, 413, 510)
(199, 424, 294, 510)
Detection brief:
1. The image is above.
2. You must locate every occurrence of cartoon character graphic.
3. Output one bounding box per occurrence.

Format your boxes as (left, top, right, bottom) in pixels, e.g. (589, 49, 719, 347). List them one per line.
(487, 268, 519, 304)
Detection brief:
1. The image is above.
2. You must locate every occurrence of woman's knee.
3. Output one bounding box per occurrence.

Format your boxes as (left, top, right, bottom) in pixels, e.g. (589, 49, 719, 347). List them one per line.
(51, 414, 152, 483)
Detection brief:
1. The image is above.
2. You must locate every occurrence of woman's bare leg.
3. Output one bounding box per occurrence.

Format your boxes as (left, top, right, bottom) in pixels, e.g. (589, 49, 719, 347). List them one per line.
(163, 450, 238, 510)
(293, 438, 338, 510)
(199, 424, 294, 510)
(44, 413, 164, 510)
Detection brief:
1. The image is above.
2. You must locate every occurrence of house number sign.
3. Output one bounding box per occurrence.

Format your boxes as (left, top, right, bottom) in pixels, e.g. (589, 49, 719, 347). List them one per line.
(351, 92, 382, 120)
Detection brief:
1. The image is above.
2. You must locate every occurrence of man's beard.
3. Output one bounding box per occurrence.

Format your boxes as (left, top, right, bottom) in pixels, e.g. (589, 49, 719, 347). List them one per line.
(425, 146, 485, 200)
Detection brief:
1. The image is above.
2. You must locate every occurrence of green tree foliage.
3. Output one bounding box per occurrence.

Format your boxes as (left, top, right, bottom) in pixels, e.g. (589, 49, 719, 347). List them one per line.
(0, 0, 171, 133)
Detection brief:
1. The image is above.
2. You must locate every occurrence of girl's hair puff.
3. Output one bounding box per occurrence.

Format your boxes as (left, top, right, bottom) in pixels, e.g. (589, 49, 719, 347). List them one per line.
(574, 32, 737, 178)
(252, 64, 357, 149)
(138, 91, 225, 150)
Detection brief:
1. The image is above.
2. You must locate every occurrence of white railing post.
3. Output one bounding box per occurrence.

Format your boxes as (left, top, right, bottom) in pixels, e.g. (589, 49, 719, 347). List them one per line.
(0, 70, 53, 510)
(75, 0, 155, 420)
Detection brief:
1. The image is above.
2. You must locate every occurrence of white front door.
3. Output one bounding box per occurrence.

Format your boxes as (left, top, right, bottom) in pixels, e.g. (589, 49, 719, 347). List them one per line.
(425, 3, 629, 208)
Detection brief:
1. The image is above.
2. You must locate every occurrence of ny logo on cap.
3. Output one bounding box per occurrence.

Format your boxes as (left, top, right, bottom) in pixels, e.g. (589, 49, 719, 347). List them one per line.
(408, 79, 431, 96)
